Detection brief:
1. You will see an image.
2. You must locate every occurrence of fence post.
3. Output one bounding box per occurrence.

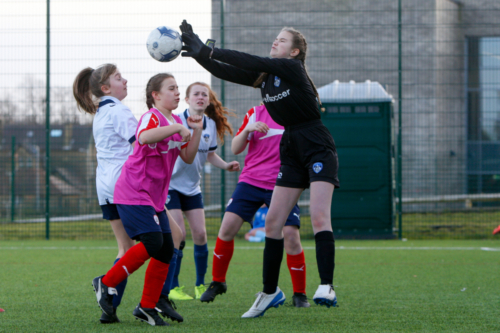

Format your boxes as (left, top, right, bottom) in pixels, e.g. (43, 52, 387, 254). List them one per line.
(10, 136, 15, 222)
(45, 0, 51, 240)
(397, 0, 403, 240)
(219, 0, 226, 219)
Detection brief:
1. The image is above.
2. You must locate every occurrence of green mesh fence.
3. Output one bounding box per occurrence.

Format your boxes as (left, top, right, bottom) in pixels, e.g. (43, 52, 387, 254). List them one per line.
(1, 0, 500, 240)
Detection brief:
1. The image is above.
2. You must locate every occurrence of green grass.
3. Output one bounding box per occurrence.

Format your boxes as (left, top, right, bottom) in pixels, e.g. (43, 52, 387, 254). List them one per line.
(0, 239, 499, 332)
(403, 210, 500, 239)
(1, 210, 500, 240)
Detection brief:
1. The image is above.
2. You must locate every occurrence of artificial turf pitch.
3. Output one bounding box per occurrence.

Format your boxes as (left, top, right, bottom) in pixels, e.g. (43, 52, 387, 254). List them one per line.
(0, 239, 499, 332)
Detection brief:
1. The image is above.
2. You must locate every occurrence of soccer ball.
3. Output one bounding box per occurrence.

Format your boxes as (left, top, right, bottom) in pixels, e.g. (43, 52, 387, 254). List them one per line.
(146, 26, 182, 62)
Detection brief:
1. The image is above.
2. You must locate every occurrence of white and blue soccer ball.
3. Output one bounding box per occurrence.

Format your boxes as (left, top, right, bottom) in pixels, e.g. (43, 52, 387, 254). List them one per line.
(146, 26, 182, 62)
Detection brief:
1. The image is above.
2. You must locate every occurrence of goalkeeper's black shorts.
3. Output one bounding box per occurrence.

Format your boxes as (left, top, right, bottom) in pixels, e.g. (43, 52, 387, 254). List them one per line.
(277, 119, 340, 189)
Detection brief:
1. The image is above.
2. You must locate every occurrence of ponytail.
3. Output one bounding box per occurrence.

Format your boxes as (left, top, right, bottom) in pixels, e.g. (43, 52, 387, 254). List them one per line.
(253, 72, 268, 89)
(72, 63, 117, 115)
(186, 82, 234, 144)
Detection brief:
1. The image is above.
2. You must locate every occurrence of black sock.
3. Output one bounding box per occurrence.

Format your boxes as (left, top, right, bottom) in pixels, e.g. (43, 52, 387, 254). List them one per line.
(315, 231, 335, 285)
(262, 237, 284, 294)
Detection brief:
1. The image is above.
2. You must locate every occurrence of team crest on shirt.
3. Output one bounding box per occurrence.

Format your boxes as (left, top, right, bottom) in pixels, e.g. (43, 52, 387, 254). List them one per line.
(204, 134, 210, 143)
(261, 81, 266, 89)
(313, 162, 323, 174)
(274, 76, 281, 87)
(154, 215, 160, 225)
(166, 195, 171, 204)
(148, 143, 157, 149)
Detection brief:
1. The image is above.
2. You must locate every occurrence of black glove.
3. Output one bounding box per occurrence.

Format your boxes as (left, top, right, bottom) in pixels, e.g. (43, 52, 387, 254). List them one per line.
(180, 20, 193, 34)
(180, 20, 212, 59)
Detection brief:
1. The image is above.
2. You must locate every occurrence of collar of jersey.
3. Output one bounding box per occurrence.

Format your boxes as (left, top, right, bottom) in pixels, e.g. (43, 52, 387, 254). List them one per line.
(100, 96, 121, 104)
(97, 96, 121, 110)
(150, 107, 178, 125)
(183, 109, 207, 130)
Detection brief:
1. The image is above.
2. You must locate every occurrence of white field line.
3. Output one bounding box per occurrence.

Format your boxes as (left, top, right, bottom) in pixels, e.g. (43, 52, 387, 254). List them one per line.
(0, 246, 499, 251)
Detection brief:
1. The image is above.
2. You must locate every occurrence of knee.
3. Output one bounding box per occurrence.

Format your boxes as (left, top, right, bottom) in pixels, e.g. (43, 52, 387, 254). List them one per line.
(311, 211, 330, 231)
(153, 233, 174, 264)
(219, 224, 236, 241)
(139, 232, 163, 257)
(192, 229, 207, 244)
(219, 229, 233, 241)
(283, 227, 302, 254)
(265, 221, 283, 236)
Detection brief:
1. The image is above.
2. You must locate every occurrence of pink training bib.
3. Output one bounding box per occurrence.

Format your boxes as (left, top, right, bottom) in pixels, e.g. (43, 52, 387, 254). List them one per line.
(237, 105, 284, 190)
(114, 108, 187, 211)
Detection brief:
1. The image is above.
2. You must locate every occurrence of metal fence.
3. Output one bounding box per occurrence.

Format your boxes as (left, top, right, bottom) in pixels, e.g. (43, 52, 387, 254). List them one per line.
(1, 0, 500, 240)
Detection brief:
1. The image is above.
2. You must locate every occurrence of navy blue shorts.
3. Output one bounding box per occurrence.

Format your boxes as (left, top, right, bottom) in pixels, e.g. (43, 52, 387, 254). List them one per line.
(116, 204, 171, 240)
(166, 190, 204, 211)
(100, 204, 120, 220)
(225, 182, 300, 228)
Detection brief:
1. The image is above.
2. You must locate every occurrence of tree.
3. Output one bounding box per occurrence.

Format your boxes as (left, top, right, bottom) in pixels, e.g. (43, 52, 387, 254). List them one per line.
(0, 95, 18, 124)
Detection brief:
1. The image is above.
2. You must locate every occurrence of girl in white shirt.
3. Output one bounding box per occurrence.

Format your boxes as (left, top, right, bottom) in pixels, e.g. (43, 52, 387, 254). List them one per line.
(165, 82, 240, 301)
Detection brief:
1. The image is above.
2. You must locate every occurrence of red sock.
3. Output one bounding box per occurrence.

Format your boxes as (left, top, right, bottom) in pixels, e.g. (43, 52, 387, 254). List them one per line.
(141, 258, 170, 309)
(287, 250, 306, 294)
(102, 242, 149, 287)
(212, 237, 234, 283)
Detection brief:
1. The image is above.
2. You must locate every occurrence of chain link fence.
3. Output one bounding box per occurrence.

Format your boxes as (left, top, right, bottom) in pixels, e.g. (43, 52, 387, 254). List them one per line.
(1, 0, 500, 240)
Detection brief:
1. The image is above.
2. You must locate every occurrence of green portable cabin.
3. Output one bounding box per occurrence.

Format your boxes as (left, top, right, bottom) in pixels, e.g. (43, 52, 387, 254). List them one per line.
(318, 80, 395, 239)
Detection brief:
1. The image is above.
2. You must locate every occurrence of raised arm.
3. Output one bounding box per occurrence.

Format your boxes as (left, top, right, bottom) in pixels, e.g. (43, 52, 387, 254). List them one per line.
(196, 56, 260, 87)
(179, 127, 202, 164)
(138, 112, 189, 145)
(231, 107, 269, 155)
(180, 21, 303, 84)
(210, 48, 303, 84)
(179, 116, 203, 164)
(139, 124, 185, 145)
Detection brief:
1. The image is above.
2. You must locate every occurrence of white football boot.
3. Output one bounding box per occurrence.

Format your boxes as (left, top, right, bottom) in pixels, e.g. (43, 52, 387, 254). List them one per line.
(241, 287, 286, 318)
(313, 284, 337, 308)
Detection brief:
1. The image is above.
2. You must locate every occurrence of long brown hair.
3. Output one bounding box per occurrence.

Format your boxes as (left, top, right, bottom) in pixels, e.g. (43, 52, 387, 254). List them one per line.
(73, 63, 117, 114)
(186, 82, 234, 144)
(145, 73, 175, 109)
(253, 27, 322, 106)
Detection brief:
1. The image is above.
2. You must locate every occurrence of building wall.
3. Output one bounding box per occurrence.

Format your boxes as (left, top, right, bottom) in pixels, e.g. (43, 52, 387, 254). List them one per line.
(210, 0, 499, 201)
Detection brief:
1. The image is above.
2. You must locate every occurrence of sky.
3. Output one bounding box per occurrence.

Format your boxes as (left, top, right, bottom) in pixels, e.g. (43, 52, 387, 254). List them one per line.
(0, 0, 212, 122)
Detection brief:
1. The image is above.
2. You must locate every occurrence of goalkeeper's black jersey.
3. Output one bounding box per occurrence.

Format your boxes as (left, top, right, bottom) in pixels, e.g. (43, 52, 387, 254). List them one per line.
(196, 48, 321, 127)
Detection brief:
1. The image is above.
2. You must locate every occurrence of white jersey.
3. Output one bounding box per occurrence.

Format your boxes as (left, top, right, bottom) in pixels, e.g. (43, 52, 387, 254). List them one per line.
(93, 96, 138, 205)
(169, 109, 218, 196)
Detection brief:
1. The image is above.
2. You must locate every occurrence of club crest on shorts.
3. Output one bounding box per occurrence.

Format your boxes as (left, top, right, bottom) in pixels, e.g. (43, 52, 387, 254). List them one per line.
(313, 162, 323, 174)
(277, 172, 283, 179)
(274, 76, 281, 87)
(166, 195, 171, 204)
(203, 134, 210, 143)
(226, 198, 233, 207)
(154, 215, 160, 225)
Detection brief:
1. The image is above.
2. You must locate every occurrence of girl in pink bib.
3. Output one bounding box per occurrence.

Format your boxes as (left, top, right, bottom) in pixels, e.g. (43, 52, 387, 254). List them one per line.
(200, 105, 309, 308)
(92, 73, 202, 327)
